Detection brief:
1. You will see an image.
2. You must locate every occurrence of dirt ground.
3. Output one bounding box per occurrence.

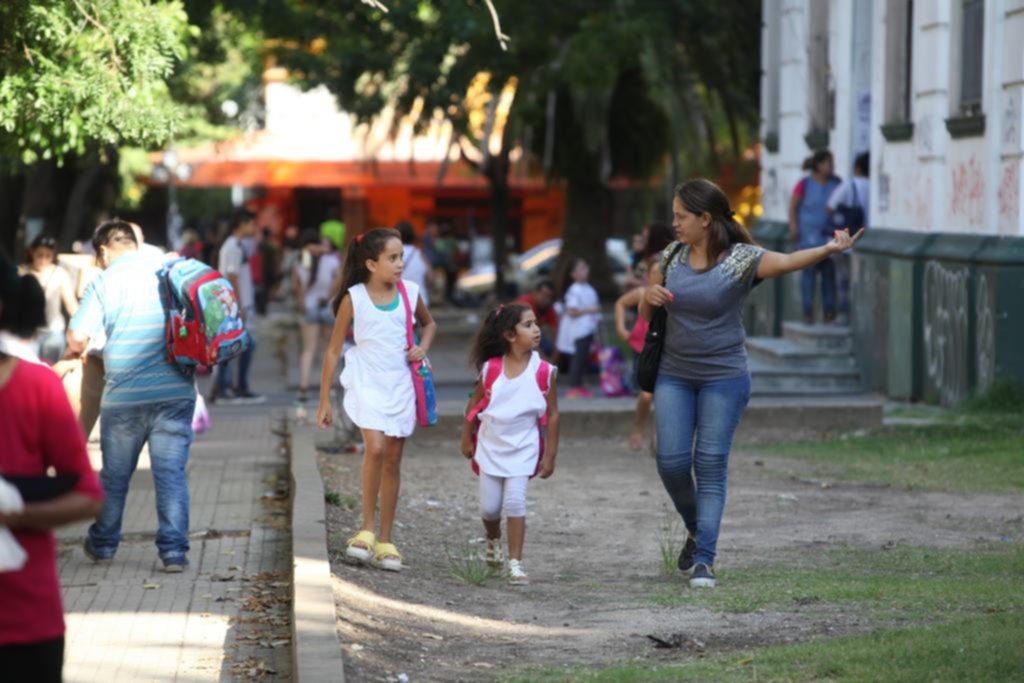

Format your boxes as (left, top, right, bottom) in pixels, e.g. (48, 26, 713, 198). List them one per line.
(318, 434, 1024, 683)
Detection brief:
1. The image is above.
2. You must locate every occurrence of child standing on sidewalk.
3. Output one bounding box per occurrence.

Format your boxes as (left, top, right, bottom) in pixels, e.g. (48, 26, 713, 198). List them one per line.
(563, 258, 601, 399)
(317, 228, 437, 572)
(461, 304, 560, 585)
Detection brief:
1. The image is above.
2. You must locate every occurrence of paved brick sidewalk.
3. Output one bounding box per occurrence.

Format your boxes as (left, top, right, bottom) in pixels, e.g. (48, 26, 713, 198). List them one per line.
(56, 396, 293, 682)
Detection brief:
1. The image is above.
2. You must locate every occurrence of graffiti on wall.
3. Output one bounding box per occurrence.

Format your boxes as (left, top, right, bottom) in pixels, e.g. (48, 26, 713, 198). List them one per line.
(950, 156, 985, 228)
(997, 162, 1019, 233)
(976, 273, 995, 393)
(902, 172, 933, 230)
(923, 261, 969, 406)
(1003, 91, 1020, 150)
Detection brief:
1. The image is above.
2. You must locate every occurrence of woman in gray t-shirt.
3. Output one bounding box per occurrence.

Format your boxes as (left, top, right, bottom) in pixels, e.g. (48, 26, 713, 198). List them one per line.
(640, 179, 862, 589)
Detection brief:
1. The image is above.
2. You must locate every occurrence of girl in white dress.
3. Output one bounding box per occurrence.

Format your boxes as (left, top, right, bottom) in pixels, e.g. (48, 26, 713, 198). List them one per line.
(317, 228, 437, 572)
(461, 304, 560, 585)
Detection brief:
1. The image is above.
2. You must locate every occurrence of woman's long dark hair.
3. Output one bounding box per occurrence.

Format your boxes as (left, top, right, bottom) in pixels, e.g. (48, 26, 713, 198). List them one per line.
(469, 303, 530, 370)
(0, 256, 46, 339)
(299, 229, 322, 288)
(641, 222, 674, 260)
(330, 227, 402, 315)
(675, 179, 756, 266)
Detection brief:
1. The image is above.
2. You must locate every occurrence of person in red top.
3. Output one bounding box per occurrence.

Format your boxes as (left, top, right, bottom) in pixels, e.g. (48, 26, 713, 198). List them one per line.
(514, 281, 558, 360)
(0, 257, 104, 682)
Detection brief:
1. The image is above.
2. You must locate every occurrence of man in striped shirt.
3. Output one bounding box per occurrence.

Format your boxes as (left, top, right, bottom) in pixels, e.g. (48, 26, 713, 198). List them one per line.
(67, 220, 196, 573)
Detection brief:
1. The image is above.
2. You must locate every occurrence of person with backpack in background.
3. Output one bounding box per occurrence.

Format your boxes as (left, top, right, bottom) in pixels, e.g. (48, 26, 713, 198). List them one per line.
(212, 209, 264, 405)
(21, 236, 79, 364)
(293, 229, 342, 405)
(788, 150, 842, 324)
(827, 152, 870, 324)
(461, 303, 560, 585)
(66, 220, 197, 573)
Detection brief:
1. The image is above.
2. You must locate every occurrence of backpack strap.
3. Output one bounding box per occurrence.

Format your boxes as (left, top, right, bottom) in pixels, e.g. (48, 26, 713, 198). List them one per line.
(466, 357, 503, 423)
(395, 279, 416, 349)
(535, 360, 553, 428)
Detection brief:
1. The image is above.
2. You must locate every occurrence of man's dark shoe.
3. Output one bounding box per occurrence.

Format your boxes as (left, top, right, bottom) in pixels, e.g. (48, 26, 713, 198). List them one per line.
(689, 563, 716, 588)
(83, 538, 112, 563)
(161, 558, 190, 573)
(235, 389, 266, 405)
(677, 535, 697, 574)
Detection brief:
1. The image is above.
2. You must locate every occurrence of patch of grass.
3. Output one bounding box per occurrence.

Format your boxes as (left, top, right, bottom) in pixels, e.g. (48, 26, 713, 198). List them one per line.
(505, 612, 1024, 682)
(962, 380, 1024, 413)
(324, 490, 358, 509)
(656, 518, 683, 576)
(445, 539, 498, 586)
(758, 412, 1024, 492)
(645, 544, 1024, 616)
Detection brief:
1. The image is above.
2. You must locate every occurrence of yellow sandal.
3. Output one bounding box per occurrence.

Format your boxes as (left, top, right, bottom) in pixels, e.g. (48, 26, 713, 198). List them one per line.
(345, 530, 376, 563)
(372, 542, 403, 572)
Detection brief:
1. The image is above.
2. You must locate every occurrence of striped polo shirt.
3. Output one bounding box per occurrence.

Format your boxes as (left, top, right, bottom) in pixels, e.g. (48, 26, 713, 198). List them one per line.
(70, 251, 194, 408)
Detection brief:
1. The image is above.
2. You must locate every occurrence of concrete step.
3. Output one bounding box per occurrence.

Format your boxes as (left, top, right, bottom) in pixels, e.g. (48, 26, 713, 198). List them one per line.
(747, 336, 858, 369)
(782, 321, 853, 351)
(749, 359, 862, 394)
(421, 394, 883, 443)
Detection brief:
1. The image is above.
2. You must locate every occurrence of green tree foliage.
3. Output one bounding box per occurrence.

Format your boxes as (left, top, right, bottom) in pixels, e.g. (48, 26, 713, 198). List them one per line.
(0, 1, 191, 163)
(264, 0, 760, 296)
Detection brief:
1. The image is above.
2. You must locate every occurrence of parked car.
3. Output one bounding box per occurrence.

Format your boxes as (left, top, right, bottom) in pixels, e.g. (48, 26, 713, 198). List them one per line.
(454, 238, 631, 304)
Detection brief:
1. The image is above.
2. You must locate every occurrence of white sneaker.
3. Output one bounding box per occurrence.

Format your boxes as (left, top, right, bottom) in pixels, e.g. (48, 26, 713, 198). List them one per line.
(508, 559, 530, 585)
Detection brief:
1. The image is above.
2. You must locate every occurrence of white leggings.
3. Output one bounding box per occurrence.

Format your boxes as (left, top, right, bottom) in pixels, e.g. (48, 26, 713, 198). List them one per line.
(479, 473, 530, 521)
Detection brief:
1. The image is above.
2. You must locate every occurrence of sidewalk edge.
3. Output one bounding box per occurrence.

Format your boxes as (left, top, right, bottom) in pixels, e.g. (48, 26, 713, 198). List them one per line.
(288, 421, 346, 683)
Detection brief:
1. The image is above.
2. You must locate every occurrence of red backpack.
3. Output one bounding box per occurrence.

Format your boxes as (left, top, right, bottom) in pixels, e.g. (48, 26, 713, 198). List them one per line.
(465, 357, 553, 479)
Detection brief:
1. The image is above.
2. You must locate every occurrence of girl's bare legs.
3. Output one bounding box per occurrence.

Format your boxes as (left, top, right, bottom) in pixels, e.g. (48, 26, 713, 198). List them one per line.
(376, 436, 405, 547)
(483, 518, 501, 541)
(507, 517, 525, 561)
(630, 390, 653, 450)
(298, 321, 320, 395)
(356, 429, 387, 550)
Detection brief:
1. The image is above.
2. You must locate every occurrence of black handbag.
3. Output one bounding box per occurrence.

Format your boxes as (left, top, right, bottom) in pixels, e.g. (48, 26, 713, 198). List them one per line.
(828, 180, 865, 233)
(635, 243, 684, 393)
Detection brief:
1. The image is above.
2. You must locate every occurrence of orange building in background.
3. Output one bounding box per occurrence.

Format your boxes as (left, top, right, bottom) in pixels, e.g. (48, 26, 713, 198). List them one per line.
(165, 68, 564, 249)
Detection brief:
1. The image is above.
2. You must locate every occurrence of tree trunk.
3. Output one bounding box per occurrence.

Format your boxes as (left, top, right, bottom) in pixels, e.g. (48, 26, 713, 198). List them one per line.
(555, 179, 617, 300)
(0, 166, 26, 257)
(58, 148, 119, 249)
(483, 146, 512, 300)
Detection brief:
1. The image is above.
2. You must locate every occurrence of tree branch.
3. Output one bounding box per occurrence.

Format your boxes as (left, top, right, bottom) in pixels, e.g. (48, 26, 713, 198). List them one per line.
(359, 0, 389, 13)
(482, 0, 510, 51)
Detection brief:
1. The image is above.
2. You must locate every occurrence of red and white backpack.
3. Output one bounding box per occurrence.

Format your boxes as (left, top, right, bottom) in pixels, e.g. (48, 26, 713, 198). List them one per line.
(465, 356, 553, 479)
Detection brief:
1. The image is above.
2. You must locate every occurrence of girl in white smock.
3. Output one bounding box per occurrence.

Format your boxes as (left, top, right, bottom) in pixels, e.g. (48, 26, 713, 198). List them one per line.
(318, 228, 437, 573)
(462, 303, 560, 585)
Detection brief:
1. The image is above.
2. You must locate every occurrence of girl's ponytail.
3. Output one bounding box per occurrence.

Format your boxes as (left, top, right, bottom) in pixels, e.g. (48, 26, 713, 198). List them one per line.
(330, 227, 401, 315)
(469, 303, 530, 370)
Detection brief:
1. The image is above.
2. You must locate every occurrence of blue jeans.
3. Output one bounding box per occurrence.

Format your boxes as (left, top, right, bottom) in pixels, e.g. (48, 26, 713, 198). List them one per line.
(217, 334, 256, 394)
(801, 259, 836, 318)
(654, 373, 751, 566)
(89, 398, 196, 562)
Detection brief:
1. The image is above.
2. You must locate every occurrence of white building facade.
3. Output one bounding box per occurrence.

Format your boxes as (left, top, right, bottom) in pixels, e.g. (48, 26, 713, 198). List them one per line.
(756, 0, 1024, 404)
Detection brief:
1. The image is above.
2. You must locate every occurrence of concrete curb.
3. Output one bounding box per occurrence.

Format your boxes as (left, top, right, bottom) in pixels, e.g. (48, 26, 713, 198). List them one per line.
(419, 395, 884, 443)
(287, 419, 346, 683)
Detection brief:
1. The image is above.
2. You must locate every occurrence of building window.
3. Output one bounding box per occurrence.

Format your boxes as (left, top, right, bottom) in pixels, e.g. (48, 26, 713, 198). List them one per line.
(881, 0, 914, 141)
(959, 0, 984, 116)
(763, 0, 782, 152)
(807, 0, 830, 135)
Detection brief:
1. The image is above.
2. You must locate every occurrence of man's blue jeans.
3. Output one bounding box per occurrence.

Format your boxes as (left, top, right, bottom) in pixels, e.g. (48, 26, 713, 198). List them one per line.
(217, 334, 256, 394)
(801, 258, 836, 318)
(654, 373, 751, 567)
(88, 398, 196, 563)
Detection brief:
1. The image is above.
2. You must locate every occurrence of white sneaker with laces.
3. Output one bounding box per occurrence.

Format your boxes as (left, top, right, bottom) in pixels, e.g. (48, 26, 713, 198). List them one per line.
(508, 559, 530, 585)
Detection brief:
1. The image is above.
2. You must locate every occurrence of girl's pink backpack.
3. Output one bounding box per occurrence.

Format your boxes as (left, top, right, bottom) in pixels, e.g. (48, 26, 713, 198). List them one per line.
(465, 357, 552, 479)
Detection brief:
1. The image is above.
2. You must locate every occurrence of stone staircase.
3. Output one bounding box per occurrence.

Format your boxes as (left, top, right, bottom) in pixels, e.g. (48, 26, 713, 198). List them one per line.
(747, 322, 863, 395)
